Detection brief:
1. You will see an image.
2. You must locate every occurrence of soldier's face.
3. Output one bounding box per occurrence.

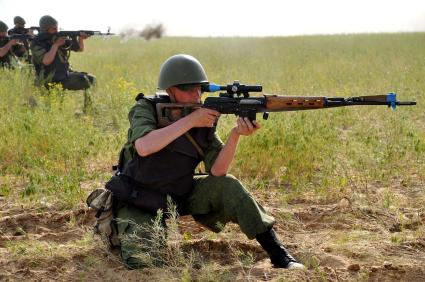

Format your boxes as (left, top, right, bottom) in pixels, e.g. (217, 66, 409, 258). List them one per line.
(47, 25, 58, 34)
(169, 85, 202, 103)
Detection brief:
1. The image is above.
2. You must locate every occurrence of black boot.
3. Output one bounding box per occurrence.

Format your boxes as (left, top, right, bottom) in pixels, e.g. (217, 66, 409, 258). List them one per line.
(256, 228, 305, 269)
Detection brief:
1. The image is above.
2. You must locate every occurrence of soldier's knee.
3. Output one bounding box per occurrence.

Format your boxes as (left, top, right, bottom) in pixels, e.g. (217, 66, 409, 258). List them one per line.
(76, 73, 95, 90)
(80, 75, 91, 89)
(227, 174, 242, 187)
(216, 174, 248, 195)
(87, 74, 96, 85)
(214, 173, 237, 182)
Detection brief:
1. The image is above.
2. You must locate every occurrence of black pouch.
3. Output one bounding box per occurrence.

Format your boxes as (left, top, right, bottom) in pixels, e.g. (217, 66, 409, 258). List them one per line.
(105, 174, 168, 213)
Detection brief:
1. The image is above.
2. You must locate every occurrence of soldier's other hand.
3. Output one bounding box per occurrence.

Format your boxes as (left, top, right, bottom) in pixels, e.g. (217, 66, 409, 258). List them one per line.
(9, 39, 18, 46)
(79, 32, 89, 39)
(234, 117, 261, 136)
(54, 37, 66, 47)
(189, 108, 220, 128)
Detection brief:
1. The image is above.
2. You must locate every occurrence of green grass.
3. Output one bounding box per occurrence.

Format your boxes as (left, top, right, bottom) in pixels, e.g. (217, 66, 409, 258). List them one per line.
(0, 33, 424, 208)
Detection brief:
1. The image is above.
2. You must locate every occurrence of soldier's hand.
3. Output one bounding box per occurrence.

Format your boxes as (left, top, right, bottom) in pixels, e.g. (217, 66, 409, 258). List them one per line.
(9, 39, 18, 46)
(54, 37, 66, 47)
(189, 108, 220, 128)
(234, 117, 261, 136)
(79, 32, 89, 39)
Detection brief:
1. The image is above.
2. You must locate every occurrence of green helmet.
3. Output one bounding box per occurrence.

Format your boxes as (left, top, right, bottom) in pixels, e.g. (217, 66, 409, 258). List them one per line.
(39, 15, 57, 33)
(0, 21, 8, 32)
(158, 54, 208, 90)
(14, 16, 26, 25)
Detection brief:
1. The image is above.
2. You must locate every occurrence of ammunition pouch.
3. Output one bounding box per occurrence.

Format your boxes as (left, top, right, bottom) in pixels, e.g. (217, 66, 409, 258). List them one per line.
(86, 188, 120, 249)
(105, 174, 168, 214)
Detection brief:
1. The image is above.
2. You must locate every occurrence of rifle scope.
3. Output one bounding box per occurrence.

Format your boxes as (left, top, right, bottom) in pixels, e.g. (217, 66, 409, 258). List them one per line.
(202, 81, 262, 97)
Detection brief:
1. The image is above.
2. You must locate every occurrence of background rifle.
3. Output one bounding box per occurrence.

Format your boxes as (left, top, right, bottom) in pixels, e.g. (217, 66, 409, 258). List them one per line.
(8, 34, 34, 59)
(55, 30, 115, 51)
(24, 26, 40, 35)
(155, 81, 416, 127)
(57, 30, 115, 37)
(8, 34, 34, 41)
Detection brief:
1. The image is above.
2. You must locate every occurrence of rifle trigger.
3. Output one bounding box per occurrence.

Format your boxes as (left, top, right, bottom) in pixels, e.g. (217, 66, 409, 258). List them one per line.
(263, 112, 269, 120)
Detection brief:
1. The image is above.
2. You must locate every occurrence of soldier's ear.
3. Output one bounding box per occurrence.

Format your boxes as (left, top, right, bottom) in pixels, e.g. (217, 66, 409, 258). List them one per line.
(166, 87, 175, 95)
(166, 88, 177, 102)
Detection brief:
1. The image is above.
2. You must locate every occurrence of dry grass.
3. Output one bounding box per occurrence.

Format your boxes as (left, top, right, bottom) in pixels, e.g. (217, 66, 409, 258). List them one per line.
(0, 33, 424, 281)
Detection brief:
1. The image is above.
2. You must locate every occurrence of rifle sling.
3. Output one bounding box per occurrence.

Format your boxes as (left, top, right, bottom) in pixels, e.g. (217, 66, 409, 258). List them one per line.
(184, 132, 205, 159)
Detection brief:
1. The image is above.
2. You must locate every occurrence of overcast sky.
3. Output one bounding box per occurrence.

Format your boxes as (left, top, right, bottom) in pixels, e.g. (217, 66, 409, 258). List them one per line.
(1, 0, 425, 36)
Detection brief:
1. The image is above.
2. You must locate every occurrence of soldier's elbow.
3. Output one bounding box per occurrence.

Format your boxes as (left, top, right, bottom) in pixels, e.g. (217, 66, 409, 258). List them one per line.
(135, 139, 152, 157)
(136, 147, 150, 157)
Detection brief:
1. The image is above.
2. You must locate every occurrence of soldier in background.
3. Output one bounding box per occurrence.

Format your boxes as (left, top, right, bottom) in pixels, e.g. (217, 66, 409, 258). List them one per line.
(8, 16, 32, 61)
(30, 15, 96, 111)
(0, 21, 18, 68)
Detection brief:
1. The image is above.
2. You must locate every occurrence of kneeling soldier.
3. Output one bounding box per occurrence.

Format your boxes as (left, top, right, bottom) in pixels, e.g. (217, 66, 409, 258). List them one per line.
(0, 21, 18, 68)
(30, 15, 96, 111)
(113, 54, 305, 270)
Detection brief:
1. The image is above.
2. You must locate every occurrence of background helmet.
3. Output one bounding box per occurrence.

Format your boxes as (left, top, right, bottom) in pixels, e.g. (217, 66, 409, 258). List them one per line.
(14, 16, 26, 25)
(0, 21, 8, 32)
(39, 15, 58, 33)
(158, 54, 208, 90)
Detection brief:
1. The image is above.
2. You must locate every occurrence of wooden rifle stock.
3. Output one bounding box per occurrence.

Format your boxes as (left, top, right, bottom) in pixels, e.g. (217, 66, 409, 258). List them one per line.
(264, 95, 326, 111)
(156, 103, 201, 127)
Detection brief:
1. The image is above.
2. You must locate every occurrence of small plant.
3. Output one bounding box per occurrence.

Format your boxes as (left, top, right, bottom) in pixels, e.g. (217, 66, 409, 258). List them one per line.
(235, 248, 255, 269)
(382, 190, 397, 210)
(119, 197, 199, 268)
(390, 231, 406, 245)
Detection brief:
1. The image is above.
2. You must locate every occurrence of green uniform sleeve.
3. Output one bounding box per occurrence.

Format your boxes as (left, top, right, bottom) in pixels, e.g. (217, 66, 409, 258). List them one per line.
(121, 99, 157, 164)
(127, 99, 158, 143)
(30, 43, 47, 65)
(203, 131, 224, 173)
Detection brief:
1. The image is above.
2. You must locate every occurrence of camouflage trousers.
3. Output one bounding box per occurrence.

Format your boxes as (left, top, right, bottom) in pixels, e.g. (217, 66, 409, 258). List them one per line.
(116, 174, 276, 269)
(58, 71, 96, 91)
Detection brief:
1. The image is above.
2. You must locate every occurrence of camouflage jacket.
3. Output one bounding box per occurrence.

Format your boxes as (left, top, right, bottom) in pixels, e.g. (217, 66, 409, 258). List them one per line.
(0, 36, 15, 67)
(30, 33, 79, 83)
(8, 27, 29, 57)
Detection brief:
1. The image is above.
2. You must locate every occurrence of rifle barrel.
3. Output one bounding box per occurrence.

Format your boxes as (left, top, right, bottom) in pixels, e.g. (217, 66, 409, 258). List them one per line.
(324, 94, 417, 108)
(57, 30, 114, 37)
(9, 34, 33, 40)
(265, 94, 416, 111)
(397, 101, 417, 106)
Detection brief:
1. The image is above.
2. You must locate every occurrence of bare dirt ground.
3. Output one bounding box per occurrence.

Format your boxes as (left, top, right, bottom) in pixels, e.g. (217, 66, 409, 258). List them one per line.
(1, 187, 424, 282)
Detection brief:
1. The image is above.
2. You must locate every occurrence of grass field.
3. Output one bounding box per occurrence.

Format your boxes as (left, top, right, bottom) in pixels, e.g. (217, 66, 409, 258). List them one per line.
(0, 33, 424, 281)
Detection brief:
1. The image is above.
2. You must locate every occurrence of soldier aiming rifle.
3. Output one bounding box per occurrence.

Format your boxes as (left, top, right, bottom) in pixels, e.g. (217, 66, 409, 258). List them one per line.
(30, 15, 98, 112)
(0, 21, 18, 68)
(7, 16, 36, 62)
